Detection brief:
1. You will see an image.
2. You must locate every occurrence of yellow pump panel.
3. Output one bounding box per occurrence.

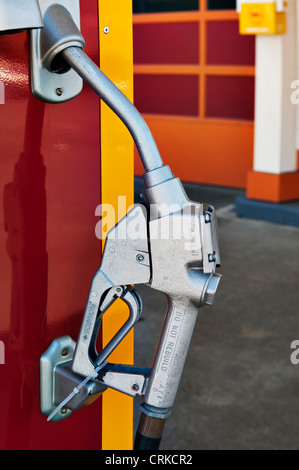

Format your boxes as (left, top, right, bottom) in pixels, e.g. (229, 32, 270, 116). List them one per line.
(98, 0, 135, 450)
(239, 2, 287, 34)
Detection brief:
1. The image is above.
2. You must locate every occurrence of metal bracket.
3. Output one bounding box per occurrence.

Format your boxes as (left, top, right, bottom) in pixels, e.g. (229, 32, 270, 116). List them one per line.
(30, 0, 84, 103)
(0, 0, 43, 34)
(98, 365, 151, 397)
(200, 207, 221, 274)
(40, 336, 106, 422)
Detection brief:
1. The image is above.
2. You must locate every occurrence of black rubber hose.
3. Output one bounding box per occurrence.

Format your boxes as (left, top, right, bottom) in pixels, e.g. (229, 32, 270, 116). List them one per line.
(134, 413, 166, 450)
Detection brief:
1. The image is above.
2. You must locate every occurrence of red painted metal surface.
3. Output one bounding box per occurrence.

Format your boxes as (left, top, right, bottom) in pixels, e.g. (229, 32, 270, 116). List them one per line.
(0, 1, 103, 450)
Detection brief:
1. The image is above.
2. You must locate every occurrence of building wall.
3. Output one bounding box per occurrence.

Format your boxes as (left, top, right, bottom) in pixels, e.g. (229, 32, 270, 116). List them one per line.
(133, 0, 256, 188)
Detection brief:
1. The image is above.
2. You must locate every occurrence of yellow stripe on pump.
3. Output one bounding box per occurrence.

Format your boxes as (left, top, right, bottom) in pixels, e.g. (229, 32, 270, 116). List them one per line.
(98, 0, 135, 451)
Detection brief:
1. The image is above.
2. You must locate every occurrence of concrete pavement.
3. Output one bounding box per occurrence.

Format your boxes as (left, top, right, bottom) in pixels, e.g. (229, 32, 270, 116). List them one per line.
(133, 180, 299, 450)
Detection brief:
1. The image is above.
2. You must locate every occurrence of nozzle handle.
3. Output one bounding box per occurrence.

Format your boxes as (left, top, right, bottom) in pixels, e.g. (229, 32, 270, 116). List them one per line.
(143, 297, 199, 412)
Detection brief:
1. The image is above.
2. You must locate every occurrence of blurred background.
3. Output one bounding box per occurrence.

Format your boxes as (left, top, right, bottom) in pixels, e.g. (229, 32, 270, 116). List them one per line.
(132, 0, 299, 450)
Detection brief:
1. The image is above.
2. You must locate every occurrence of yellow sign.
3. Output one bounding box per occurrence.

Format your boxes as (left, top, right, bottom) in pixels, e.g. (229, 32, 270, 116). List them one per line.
(239, 2, 286, 34)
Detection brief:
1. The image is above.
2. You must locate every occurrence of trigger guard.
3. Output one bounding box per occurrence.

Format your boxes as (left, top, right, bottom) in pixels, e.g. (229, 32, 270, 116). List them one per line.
(72, 285, 142, 378)
(88, 285, 125, 364)
(93, 286, 142, 368)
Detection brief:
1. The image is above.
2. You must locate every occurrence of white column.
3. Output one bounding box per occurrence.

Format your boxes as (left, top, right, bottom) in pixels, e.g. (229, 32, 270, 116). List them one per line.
(254, 1, 297, 174)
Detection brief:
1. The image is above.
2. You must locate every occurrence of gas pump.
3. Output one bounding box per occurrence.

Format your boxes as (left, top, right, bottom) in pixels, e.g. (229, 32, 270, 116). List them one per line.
(0, 0, 222, 450)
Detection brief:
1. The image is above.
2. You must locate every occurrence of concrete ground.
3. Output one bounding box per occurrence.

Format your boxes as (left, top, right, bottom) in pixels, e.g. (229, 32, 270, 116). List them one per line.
(133, 179, 299, 450)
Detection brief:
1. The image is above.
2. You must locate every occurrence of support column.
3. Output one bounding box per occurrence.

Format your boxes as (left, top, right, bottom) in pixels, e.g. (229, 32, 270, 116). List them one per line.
(247, 0, 299, 202)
